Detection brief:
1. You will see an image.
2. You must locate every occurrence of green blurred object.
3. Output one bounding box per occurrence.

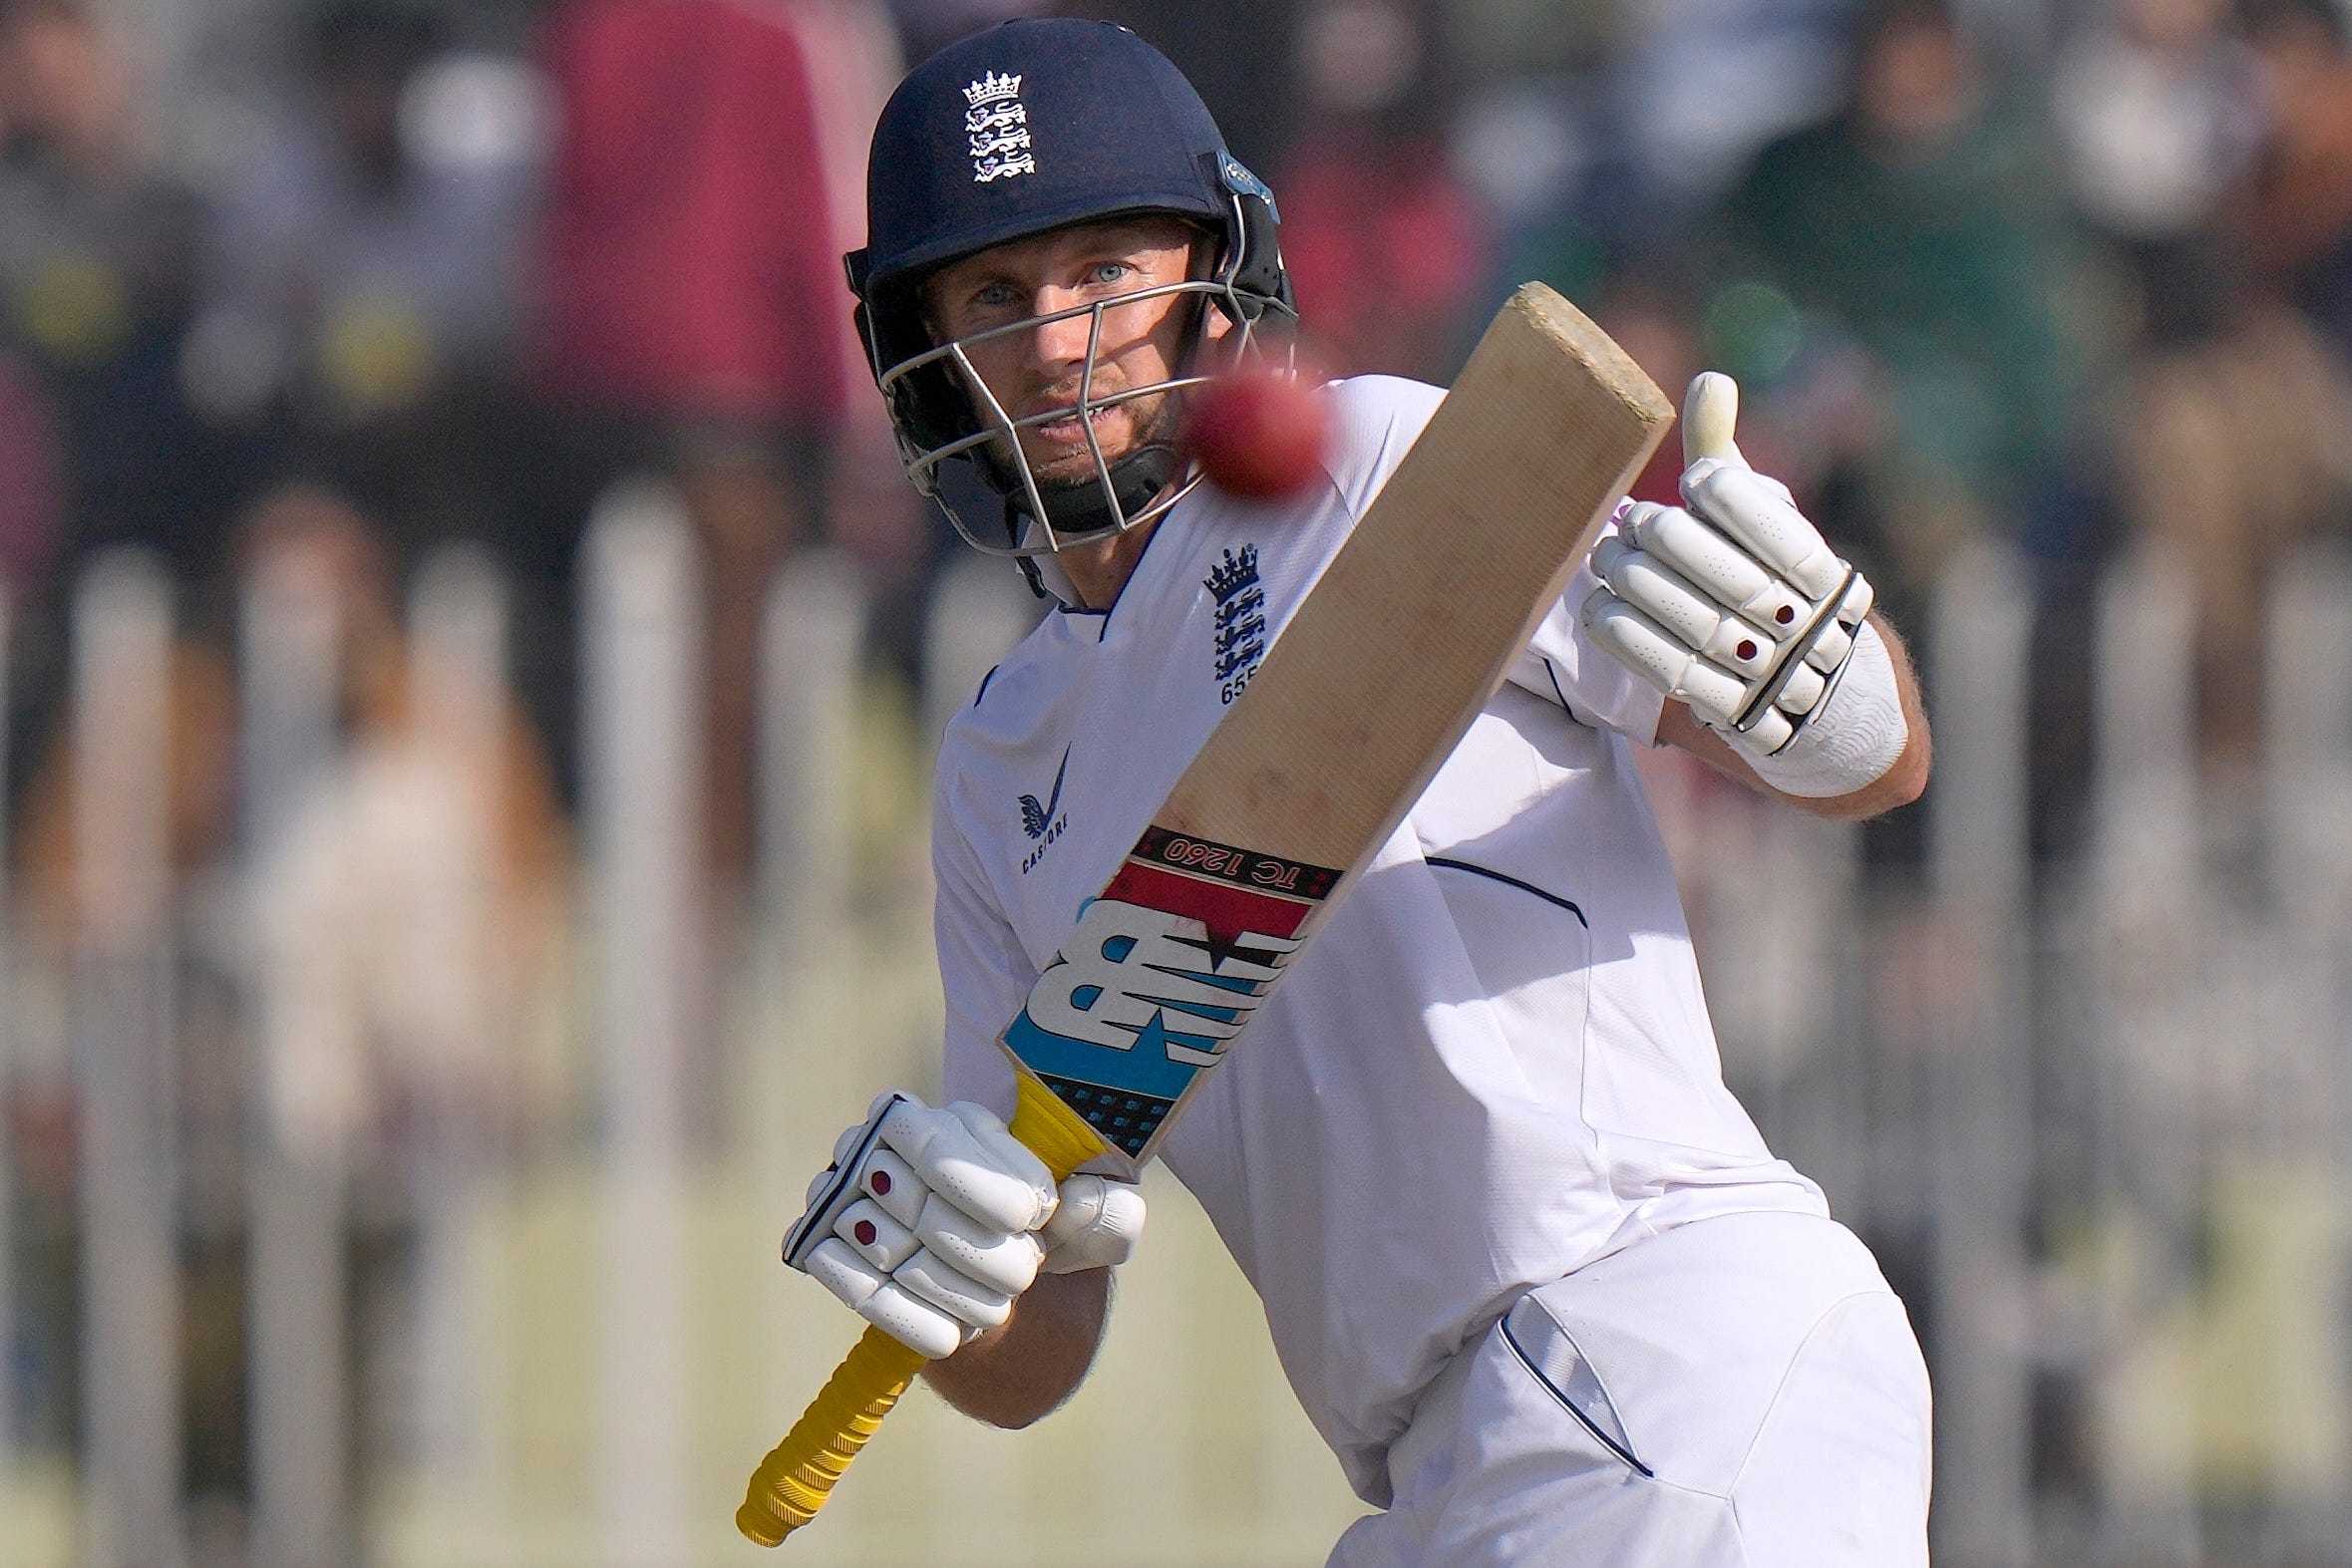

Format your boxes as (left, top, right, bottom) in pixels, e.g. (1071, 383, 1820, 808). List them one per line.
(12, 250, 133, 366)
(1704, 281, 1804, 383)
(1717, 78, 2100, 527)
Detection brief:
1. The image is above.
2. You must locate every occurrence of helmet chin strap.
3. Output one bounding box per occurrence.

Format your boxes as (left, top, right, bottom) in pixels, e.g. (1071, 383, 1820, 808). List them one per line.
(995, 439, 1185, 550)
(1003, 442, 1185, 607)
(1034, 443, 1184, 539)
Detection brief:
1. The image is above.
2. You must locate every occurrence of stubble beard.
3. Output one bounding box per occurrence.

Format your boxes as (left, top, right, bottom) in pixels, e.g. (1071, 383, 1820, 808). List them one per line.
(1021, 384, 1179, 492)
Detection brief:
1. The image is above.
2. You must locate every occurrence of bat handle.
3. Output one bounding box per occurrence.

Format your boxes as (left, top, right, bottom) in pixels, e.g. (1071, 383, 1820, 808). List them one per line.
(736, 1076, 1107, 1546)
(736, 1325, 927, 1546)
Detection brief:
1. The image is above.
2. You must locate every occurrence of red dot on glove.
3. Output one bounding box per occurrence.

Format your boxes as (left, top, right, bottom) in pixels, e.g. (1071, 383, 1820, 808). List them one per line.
(1777, 605, 1796, 625)
(869, 1170, 893, 1195)
(854, 1220, 877, 1246)
(1738, 639, 1759, 661)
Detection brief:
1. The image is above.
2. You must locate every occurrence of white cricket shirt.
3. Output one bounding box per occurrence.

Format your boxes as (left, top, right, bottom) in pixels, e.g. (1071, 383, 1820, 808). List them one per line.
(933, 374, 1829, 1503)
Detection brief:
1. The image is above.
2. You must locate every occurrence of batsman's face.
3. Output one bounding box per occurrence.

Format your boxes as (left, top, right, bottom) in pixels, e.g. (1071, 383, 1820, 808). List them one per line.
(925, 216, 1212, 486)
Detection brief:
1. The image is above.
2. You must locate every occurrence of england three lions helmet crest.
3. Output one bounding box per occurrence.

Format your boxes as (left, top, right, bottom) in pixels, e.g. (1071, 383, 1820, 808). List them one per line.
(846, 19, 1296, 561)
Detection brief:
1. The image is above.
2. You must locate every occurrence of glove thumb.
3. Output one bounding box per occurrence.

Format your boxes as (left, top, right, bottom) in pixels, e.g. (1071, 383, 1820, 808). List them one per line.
(1682, 371, 1749, 470)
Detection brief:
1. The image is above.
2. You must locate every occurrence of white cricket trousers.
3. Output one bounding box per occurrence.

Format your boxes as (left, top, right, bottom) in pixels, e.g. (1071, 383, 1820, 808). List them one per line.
(1327, 1210, 1932, 1568)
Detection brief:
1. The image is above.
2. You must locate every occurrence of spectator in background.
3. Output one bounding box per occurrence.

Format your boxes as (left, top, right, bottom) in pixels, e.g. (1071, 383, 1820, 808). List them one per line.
(231, 487, 572, 1160)
(1272, 0, 1490, 381)
(2040, 0, 2266, 833)
(16, 481, 571, 1128)
(2051, 0, 2265, 344)
(2241, 0, 2352, 358)
(533, 1, 851, 437)
(0, 349, 61, 591)
(11, 476, 574, 1506)
(187, 1, 542, 566)
(530, 0, 910, 879)
(1583, 262, 1721, 506)
(2110, 286, 2352, 766)
(0, 0, 226, 585)
(2092, 0, 2352, 770)
(1717, 0, 2098, 629)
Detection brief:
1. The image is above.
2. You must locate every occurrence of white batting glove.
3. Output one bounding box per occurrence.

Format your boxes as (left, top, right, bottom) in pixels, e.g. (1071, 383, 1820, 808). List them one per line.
(1039, 1173, 1147, 1274)
(785, 1093, 1145, 1359)
(1582, 373, 1905, 795)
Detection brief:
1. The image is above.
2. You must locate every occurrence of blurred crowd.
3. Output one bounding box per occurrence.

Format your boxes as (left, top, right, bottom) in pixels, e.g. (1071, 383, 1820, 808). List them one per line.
(1, 0, 2349, 883)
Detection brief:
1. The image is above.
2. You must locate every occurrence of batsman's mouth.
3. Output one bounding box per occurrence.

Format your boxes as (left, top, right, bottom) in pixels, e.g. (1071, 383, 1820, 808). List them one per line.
(1030, 403, 1122, 445)
(1020, 388, 1176, 476)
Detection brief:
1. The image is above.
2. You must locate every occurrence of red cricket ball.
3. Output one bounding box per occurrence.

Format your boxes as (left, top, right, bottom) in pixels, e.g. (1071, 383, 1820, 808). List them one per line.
(1183, 371, 1331, 500)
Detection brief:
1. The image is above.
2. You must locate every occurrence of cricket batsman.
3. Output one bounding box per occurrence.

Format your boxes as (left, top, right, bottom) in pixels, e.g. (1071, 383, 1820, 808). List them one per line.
(784, 19, 1935, 1564)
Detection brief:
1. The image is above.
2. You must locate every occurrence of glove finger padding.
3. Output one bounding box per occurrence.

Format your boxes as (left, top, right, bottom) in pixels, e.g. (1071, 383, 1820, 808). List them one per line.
(1580, 591, 1798, 753)
(1614, 506, 1833, 715)
(833, 1198, 921, 1273)
(1682, 369, 1747, 469)
(803, 1238, 971, 1361)
(881, 1098, 1058, 1235)
(788, 1094, 909, 1269)
(1040, 1175, 1147, 1274)
(804, 1235, 888, 1310)
(893, 1247, 1014, 1331)
(1681, 460, 1849, 601)
(787, 1090, 1059, 1359)
(1585, 471, 1870, 759)
(1593, 531, 1783, 681)
(1621, 501, 1812, 634)
(1680, 463, 1873, 693)
(1577, 370, 1905, 792)
(858, 1147, 925, 1228)
(913, 1191, 1046, 1296)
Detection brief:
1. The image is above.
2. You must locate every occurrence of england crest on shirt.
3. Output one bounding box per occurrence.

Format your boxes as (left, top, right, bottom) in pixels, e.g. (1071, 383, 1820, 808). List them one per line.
(1206, 545, 1266, 705)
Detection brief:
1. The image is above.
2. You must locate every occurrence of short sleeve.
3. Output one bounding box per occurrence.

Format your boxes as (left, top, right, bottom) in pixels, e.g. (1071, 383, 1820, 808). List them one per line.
(933, 808, 1033, 1125)
(1322, 375, 1449, 517)
(1506, 512, 1668, 744)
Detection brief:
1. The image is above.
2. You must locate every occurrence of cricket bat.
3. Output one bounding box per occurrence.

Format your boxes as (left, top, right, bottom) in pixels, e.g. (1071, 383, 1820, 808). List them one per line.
(737, 281, 1672, 1545)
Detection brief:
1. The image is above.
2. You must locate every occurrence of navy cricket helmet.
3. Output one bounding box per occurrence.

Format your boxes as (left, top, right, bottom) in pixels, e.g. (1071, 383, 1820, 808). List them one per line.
(845, 18, 1295, 559)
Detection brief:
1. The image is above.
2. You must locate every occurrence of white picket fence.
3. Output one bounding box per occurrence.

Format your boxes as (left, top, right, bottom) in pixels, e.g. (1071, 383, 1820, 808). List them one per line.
(4, 491, 2352, 1567)
(1663, 540, 2352, 1568)
(0, 484, 1361, 1568)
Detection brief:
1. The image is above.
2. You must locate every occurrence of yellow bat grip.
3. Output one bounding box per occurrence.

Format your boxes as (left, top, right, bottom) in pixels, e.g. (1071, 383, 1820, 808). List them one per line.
(735, 1075, 1108, 1546)
(735, 1325, 924, 1545)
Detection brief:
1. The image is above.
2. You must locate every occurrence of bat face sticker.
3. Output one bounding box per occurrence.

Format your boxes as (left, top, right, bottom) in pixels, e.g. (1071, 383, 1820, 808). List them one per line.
(1001, 827, 1335, 1165)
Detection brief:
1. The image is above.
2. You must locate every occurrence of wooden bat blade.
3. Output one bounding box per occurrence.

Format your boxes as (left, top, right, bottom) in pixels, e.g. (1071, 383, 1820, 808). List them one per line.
(738, 281, 1671, 1543)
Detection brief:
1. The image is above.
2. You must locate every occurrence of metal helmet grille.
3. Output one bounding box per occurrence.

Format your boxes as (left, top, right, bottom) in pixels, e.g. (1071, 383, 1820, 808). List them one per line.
(881, 269, 1297, 558)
